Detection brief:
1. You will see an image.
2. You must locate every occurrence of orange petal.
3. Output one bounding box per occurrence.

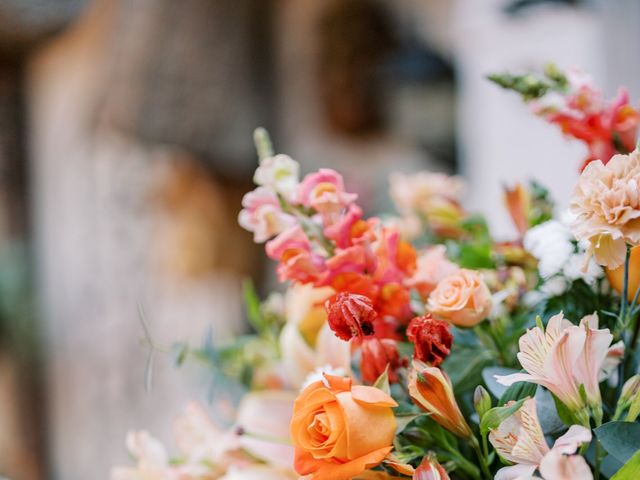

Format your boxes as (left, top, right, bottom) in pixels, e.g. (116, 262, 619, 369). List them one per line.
(351, 385, 398, 407)
(312, 446, 393, 480)
(323, 374, 352, 393)
(335, 392, 396, 460)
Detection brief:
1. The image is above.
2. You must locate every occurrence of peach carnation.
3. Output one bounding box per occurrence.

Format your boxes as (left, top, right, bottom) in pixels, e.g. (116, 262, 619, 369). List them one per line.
(569, 150, 640, 268)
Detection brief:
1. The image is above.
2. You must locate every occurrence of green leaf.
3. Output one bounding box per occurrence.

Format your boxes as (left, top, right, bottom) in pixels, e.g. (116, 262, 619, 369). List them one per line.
(612, 450, 640, 479)
(395, 413, 427, 434)
(373, 365, 391, 395)
(499, 381, 537, 406)
(551, 393, 577, 426)
(480, 397, 528, 435)
(444, 346, 494, 393)
(481, 366, 518, 399)
(242, 278, 265, 333)
(595, 422, 640, 464)
(171, 342, 189, 366)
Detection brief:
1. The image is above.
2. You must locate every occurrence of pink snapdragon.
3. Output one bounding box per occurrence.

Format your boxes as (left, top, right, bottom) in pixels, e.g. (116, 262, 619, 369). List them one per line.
(489, 398, 591, 480)
(298, 168, 358, 220)
(238, 187, 296, 243)
(266, 227, 327, 284)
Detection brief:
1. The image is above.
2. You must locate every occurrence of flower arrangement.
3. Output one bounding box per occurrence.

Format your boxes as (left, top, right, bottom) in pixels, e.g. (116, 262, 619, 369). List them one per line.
(113, 66, 640, 480)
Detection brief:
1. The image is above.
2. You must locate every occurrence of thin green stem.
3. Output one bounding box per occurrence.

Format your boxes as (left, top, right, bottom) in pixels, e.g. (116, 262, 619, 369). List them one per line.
(617, 245, 632, 398)
(441, 441, 481, 479)
(594, 415, 603, 480)
(470, 435, 492, 480)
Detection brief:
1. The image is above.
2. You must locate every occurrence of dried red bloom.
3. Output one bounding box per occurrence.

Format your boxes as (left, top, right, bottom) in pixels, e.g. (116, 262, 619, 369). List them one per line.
(325, 292, 377, 341)
(406, 314, 453, 367)
(360, 337, 405, 384)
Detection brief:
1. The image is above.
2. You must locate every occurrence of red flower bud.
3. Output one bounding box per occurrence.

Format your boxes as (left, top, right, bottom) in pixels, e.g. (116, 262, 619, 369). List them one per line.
(360, 337, 405, 384)
(325, 292, 377, 341)
(414, 453, 450, 480)
(406, 314, 453, 367)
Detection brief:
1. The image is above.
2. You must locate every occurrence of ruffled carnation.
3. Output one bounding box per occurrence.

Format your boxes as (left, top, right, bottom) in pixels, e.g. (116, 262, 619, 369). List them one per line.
(569, 150, 640, 268)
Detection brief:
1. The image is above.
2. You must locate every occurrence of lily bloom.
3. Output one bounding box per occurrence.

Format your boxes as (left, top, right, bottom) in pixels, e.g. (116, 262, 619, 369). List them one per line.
(496, 312, 613, 413)
(408, 361, 472, 439)
(489, 398, 591, 480)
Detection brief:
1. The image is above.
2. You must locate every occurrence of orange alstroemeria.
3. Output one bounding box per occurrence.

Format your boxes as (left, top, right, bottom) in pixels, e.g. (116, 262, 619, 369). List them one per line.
(408, 361, 472, 439)
(290, 374, 397, 480)
(503, 182, 531, 238)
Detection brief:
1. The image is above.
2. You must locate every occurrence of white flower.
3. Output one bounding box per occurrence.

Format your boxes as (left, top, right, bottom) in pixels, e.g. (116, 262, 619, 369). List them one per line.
(524, 220, 574, 279)
(301, 365, 348, 390)
(253, 154, 300, 201)
(540, 276, 568, 297)
(563, 253, 602, 285)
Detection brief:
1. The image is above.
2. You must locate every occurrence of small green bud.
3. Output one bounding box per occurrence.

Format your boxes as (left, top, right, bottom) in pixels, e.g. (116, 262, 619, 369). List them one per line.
(474, 385, 492, 418)
(620, 375, 640, 406)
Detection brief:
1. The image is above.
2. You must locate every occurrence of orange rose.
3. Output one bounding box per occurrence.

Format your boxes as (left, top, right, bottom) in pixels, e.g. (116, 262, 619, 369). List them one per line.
(427, 269, 492, 327)
(290, 374, 397, 480)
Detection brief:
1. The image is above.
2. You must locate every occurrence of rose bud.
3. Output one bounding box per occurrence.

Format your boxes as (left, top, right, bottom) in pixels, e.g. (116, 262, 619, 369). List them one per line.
(406, 315, 453, 367)
(325, 292, 377, 341)
(360, 337, 405, 384)
(414, 453, 450, 480)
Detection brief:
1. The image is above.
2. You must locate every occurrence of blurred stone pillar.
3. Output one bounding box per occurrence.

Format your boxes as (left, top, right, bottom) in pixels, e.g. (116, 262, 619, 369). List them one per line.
(27, 0, 266, 478)
(0, 2, 88, 478)
(453, 0, 604, 238)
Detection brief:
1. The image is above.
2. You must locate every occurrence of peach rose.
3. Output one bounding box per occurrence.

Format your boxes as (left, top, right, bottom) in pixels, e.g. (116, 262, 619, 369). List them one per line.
(408, 245, 459, 299)
(427, 269, 492, 327)
(569, 151, 640, 268)
(290, 374, 397, 480)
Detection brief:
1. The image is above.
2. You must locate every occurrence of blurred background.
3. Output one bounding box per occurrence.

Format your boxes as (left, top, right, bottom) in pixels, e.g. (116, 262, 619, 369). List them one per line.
(0, 0, 639, 478)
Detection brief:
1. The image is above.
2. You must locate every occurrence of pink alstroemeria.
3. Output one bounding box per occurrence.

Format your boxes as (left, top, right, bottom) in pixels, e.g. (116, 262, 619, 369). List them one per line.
(238, 187, 296, 243)
(489, 398, 592, 480)
(572, 314, 613, 408)
(496, 312, 613, 413)
(538, 450, 594, 480)
(298, 169, 358, 219)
